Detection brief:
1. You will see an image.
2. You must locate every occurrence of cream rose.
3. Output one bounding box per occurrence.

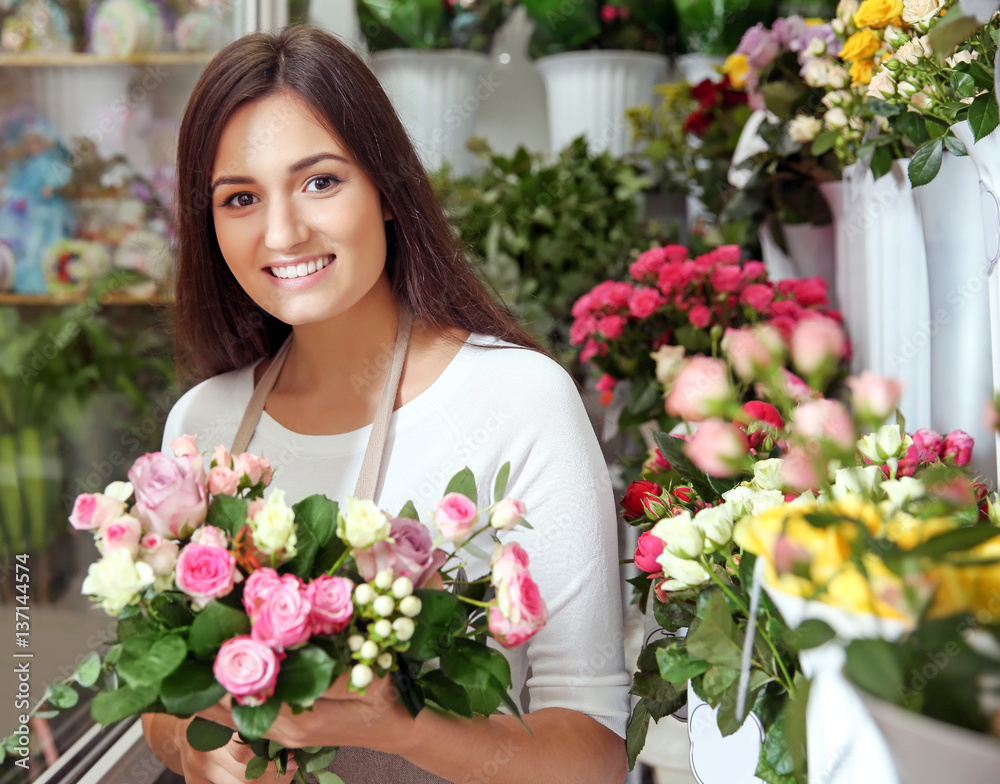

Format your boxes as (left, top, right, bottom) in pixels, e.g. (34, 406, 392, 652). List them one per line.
(338, 497, 391, 549)
(902, 0, 945, 28)
(250, 489, 298, 558)
(789, 115, 823, 143)
(81, 548, 156, 615)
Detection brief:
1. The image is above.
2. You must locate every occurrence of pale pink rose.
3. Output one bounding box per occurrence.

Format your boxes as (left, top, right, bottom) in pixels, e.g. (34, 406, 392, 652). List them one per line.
(208, 466, 240, 496)
(665, 357, 735, 422)
(684, 419, 751, 477)
(780, 445, 822, 491)
(763, 368, 819, 403)
(139, 533, 179, 576)
(790, 399, 856, 451)
(355, 517, 446, 586)
(434, 493, 479, 542)
(490, 498, 526, 531)
(191, 524, 229, 550)
(488, 568, 548, 648)
(99, 515, 143, 558)
(242, 567, 282, 615)
(128, 452, 208, 539)
(247, 498, 265, 520)
(846, 372, 903, 421)
(175, 542, 241, 610)
(170, 434, 199, 457)
(213, 635, 284, 706)
(212, 445, 232, 470)
(651, 345, 686, 387)
(634, 531, 665, 573)
(790, 316, 847, 377)
(249, 573, 312, 651)
(304, 575, 354, 635)
(233, 453, 272, 486)
(942, 430, 974, 466)
(69, 493, 125, 531)
(490, 542, 532, 588)
(721, 325, 784, 382)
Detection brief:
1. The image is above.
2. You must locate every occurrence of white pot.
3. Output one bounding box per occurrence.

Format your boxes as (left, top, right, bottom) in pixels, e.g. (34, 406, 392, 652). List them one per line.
(911, 136, 997, 481)
(676, 54, 726, 85)
(821, 168, 932, 430)
(759, 221, 836, 299)
(535, 50, 667, 157)
(758, 224, 799, 283)
(686, 682, 765, 784)
(369, 49, 492, 175)
(951, 120, 1000, 485)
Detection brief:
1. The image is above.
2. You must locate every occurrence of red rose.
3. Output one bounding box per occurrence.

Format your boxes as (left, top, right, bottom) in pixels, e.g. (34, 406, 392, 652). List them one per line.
(684, 110, 713, 137)
(622, 480, 663, 521)
(689, 79, 720, 110)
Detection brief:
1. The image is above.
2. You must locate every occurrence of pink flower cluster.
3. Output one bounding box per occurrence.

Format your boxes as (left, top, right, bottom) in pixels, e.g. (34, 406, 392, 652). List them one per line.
(213, 567, 355, 706)
(488, 543, 548, 648)
(897, 428, 975, 476)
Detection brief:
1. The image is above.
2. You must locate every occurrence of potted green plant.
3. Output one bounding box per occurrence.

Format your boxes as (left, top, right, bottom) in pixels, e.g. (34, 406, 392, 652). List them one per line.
(356, 0, 518, 173)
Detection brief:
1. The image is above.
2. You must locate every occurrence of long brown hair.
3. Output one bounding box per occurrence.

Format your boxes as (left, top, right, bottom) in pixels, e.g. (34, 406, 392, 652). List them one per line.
(173, 25, 546, 385)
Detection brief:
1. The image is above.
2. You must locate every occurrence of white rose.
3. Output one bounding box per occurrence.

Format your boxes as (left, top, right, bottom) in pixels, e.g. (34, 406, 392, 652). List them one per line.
(103, 481, 134, 503)
(651, 511, 705, 559)
(789, 115, 824, 144)
(858, 424, 913, 462)
(81, 548, 155, 615)
(337, 496, 391, 549)
(897, 80, 918, 98)
(489, 497, 526, 531)
(946, 50, 975, 67)
(825, 107, 849, 128)
(694, 506, 735, 552)
(910, 91, 933, 109)
(251, 489, 298, 558)
(903, 0, 945, 29)
(822, 90, 851, 109)
(831, 465, 882, 500)
(651, 345, 686, 387)
(751, 458, 785, 492)
(867, 70, 897, 99)
(657, 551, 711, 590)
(803, 38, 827, 59)
(802, 58, 834, 88)
(837, 0, 860, 21)
(880, 476, 926, 507)
(749, 489, 786, 516)
(827, 66, 850, 89)
(722, 486, 756, 519)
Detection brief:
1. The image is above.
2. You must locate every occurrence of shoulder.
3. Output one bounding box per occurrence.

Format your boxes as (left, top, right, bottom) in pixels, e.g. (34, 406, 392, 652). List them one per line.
(161, 363, 258, 452)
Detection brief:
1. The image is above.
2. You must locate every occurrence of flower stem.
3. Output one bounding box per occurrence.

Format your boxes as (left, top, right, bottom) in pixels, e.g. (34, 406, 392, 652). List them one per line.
(454, 596, 493, 608)
(325, 547, 352, 577)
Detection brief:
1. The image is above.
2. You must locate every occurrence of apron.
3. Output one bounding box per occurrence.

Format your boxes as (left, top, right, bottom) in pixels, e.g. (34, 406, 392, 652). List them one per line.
(230, 308, 452, 784)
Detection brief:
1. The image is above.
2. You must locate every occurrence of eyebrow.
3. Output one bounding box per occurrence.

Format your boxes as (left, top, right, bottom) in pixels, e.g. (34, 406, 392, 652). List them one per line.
(210, 152, 351, 194)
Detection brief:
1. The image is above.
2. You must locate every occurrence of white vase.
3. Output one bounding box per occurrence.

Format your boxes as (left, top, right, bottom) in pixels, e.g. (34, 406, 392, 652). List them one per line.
(369, 49, 492, 175)
(535, 50, 667, 157)
(821, 167, 932, 430)
(758, 224, 799, 283)
(951, 120, 1000, 485)
(676, 54, 726, 84)
(911, 138, 997, 480)
(686, 682, 766, 784)
(783, 221, 836, 298)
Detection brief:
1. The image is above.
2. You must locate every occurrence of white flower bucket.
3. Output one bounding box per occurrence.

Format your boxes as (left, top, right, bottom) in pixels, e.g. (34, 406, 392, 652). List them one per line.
(911, 136, 997, 481)
(369, 50, 492, 175)
(758, 224, 800, 284)
(951, 120, 1000, 484)
(686, 682, 766, 784)
(675, 54, 726, 85)
(759, 222, 837, 299)
(535, 50, 667, 157)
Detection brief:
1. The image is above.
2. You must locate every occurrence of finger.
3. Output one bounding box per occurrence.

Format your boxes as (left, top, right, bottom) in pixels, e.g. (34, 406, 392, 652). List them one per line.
(197, 703, 236, 728)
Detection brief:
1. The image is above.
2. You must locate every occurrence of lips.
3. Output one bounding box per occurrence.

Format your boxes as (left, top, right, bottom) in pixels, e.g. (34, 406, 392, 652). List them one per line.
(268, 255, 335, 279)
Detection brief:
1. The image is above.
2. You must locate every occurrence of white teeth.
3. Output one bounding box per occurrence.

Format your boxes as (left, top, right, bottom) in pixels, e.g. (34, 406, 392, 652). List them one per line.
(272, 256, 332, 280)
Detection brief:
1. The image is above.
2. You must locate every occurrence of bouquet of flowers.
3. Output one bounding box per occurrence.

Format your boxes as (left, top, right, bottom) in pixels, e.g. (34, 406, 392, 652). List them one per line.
(2, 436, 547, 781)
(569, 242, 845, 466)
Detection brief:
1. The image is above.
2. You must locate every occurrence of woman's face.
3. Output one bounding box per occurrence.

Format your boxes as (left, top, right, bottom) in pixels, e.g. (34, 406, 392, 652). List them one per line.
(210, 91, 391, 325)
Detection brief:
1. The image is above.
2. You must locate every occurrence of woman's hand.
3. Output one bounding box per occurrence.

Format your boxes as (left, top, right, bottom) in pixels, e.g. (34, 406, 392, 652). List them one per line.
(176, 735, 298, 784)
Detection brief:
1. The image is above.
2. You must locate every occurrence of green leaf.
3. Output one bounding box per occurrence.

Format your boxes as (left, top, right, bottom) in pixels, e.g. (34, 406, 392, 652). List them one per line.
(444, 467, 478, 505)
(630, 672, 685, 708)
(685, 591, 743, 670)
(908, 139, 944, 188)
(844, 639, 905, 704)
(441, 639, 509, 691)
(312, 772, 346, 784)
(810, 130, 839, 157)
(161, 661, 227, 715)
(74, 651, 102, 688)
(893, 112, 930, 146)
(244, 754, 268, 780)
(273, 646, 336, 706)
(406, 589, 465, 660)
(207, 494, 249, 537)
(149, 593, 195, 629)
(944, 133, 968, 157)
(493, 462, 511, 502)
(419, 670, 473, 717)
(297, 746, 339, 773)
(116, 613, 158, 643)
(189, 601, 251, 658)
(969, 93, 1000, 142)
(950, 70, 978, 98)
(232, 698, 281, 739)
(928, 14, 981, 62)
(786, 619, 836, 652)
(91, 684, 159, 725)
(904, 525, 1000, 560)
(398, 500, 420, 521)
(656, 646, 711, 684)
(186, 718, 235, 752)
(118, 634, 187, 687)
(626, 699, 651, 770)
(701, 665, 740, 703)
(652, 432, 720, 501)
(286, 495, 338, 578)
(47, 683, 79, 709)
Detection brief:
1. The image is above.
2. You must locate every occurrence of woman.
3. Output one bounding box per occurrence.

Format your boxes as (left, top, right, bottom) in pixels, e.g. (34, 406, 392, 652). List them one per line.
(141, 25, 629, 784)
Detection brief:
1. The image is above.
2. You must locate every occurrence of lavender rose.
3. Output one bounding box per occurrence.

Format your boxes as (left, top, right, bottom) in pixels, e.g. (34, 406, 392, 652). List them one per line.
(355, 516, 441, 585)
(128, 452, 208, 538)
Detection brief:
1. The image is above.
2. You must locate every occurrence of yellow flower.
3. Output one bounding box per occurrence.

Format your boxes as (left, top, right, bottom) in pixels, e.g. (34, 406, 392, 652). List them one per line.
(839, 28, 881, 61)
(883, 513, 955, 550)
(805, 16, 827, 24)
(849, 59, 876, 85)
(722, 53, 750, 89)
(853, 0, 903, 27)
(824, 556, 912, 621)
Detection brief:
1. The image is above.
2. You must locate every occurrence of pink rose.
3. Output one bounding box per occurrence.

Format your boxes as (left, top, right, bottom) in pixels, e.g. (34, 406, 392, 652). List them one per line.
(233, 453, 272, 486)
(434, 493, 479, 542)
(742, 261, 767, 281)
(596, 315, 626, 340)
(488, 568, 548, 648)
(490, 498, 527, 531)
(99, 515, 143, 558)
(758, 368, 819, 404)
(128, 452, 208, 539)
(846, 372, 902, 421)
(490, 542, 531, 587)
(139, 533, 179, 576)
(688, 304, 713, 328)
(628, 287, 664, 319)
(69, 493, 125, 531)
(175, 542, 241, 610)
(780, 445, 822, 491)
(191, 524, 229, 550)
(942, 430, 974, 466)
(571, 291, 595, 319)
(630, 247, 685, 282)
(212, 445, 232, 470)
(248, 572, 312, 650)
(740, 283, 774, 312)
(213, 635, 284, 706)
(912, 428, 944, 462)
(790, 316, 847, 380)
(596, 374, 616, 395)
(305, 575, 354, 635)
(634, 531, 665, 573)
(355, 516, 441, 585)
(208, 466, 240, 496)
(684, 419, 750, 477)
(170, 434, 199, 457)
(665, 357, 735, 422)
(721, 325, 784, 382)
(791, 277, 828, 307)
(569, 315, 597, 346)
(247, 498, 265, 520)
(242, 567, 282, 615)
(790, 399, 856, 451)
(710, 265, 744, 293)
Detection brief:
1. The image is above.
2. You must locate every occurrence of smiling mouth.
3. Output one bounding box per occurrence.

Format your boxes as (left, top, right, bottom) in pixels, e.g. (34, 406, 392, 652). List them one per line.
(268, 255, 335, 279)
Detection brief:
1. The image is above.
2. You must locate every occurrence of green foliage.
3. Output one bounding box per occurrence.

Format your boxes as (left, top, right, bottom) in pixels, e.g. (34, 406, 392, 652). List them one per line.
(356, 0, 514, 52)
(520, 0, 681, 57)
(285, 495, 339, 578)
(188, 601, 252, 658)
(187, 717, 236, 752)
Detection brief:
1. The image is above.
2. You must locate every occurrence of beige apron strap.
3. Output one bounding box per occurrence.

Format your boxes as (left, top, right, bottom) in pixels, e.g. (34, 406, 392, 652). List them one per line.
(353, 307, 413, 501)
(231, 333, 294, 455)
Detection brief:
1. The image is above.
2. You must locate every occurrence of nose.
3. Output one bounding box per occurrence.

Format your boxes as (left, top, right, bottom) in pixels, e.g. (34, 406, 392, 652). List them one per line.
(263, 196, 310, 253)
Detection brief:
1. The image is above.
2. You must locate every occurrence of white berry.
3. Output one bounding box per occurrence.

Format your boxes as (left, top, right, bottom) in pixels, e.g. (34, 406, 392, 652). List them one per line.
(373, 595, 395, 617)
(351, 664, 373, 689)
(399, 595, 422, 618)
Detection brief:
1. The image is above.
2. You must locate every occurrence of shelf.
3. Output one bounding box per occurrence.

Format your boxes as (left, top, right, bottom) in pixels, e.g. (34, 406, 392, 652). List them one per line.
(0, 52, 216, 67)
(0, 293, 174, 306)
